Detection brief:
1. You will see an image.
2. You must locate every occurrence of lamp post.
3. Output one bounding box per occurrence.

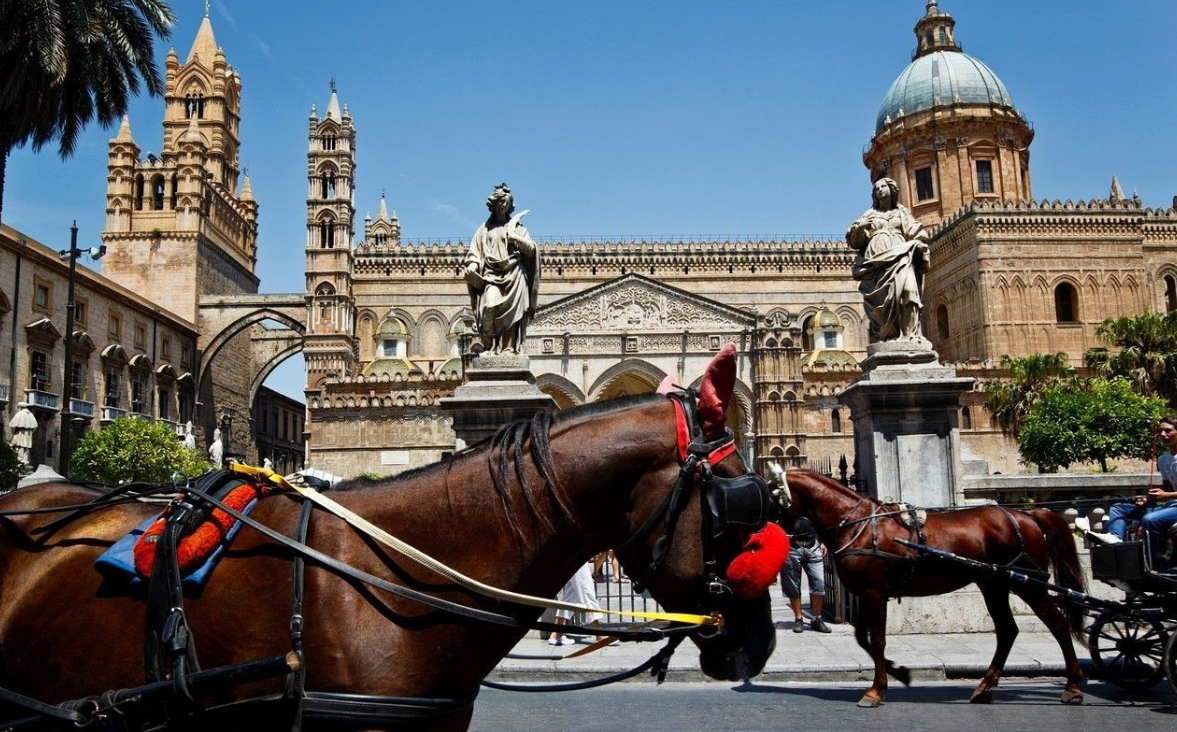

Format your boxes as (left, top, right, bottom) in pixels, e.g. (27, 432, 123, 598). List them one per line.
(220, 406, 234, 459)
(58, 222, 106, 476)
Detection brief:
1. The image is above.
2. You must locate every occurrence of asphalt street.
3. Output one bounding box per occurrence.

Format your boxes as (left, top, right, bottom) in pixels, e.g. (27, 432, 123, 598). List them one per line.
(469, 680, 1177, 732)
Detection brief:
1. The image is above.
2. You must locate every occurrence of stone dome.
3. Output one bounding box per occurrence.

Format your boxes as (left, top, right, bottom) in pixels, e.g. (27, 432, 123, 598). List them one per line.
(875, 50, 1015, 134)
(376, 317, 410, 339)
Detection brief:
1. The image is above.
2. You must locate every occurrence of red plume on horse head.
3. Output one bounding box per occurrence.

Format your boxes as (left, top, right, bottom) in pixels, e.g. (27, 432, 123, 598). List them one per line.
(698, 342, 736, 440)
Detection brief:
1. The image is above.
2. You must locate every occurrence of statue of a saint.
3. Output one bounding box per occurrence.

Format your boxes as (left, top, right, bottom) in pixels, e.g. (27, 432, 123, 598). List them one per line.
(463, 183, 540, 355)
(182, 421, 197, 451)
(846, 177, 931, 342)
(209, 428, 224, 469)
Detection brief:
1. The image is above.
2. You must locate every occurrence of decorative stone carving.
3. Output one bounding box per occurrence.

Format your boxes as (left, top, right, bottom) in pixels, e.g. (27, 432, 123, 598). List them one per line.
(532, 275, 751, 333)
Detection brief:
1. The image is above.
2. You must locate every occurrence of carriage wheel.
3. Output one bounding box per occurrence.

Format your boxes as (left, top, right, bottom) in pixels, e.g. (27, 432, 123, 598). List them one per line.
(1165, 629, 1177, 698)
(1087, 612, 1168, 690)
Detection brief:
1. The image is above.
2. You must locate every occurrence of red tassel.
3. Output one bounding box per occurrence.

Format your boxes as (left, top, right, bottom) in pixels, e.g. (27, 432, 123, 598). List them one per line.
(725, 523, 790, 600)
(133, 482, 269, 577)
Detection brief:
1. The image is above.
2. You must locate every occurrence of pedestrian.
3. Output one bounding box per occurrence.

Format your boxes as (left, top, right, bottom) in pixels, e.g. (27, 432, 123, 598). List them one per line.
(549, 562, 610, 646)
(781, 515, 831, 633)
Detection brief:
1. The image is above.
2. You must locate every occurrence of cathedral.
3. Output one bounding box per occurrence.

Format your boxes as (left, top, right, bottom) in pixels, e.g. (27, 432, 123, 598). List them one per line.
(302, 0, 1177, 478)
(4, 2, 1175, 480)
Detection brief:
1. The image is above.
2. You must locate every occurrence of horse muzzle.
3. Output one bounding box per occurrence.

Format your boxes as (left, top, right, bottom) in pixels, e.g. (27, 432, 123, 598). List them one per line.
(694, 592, 776, 681)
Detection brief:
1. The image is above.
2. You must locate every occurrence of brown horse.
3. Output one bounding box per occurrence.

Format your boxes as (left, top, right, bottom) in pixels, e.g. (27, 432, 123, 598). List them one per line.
(0, 354, 776, 731)
(773, 467, 1086, 708)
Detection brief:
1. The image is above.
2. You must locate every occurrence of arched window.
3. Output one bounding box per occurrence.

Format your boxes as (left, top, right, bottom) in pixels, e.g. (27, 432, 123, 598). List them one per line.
(1165, 274, 1177, 312)
(322, 135, 336, 151)
(962, 407, 973, 430)
(936, 305, 950, 339)
(169, 173, 177, 209)
(801, 315, 815, 351)
(831, 409, 842, 434)
(319, 170, 337, 199)
(151, 176, 165, 210)
(319, 220, 335, 248)
(135, 175, 145, 210)
(1054, 283, 1079, 323)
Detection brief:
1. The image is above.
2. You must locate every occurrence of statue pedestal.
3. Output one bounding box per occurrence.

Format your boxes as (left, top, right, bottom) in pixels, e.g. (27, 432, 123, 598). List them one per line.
(838, 339, 974, 508)
(838, 340, 979, 633)
(440, 354, 556, 450)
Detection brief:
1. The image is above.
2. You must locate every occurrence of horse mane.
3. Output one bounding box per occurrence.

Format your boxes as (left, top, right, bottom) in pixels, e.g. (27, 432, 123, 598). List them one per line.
(334, 393, 667, 548)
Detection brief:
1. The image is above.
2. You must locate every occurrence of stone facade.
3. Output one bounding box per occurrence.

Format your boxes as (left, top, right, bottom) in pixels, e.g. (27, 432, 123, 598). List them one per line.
(0, 226, 199, 468)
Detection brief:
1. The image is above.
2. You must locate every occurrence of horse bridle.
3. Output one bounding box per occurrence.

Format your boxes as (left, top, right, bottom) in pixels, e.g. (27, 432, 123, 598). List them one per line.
(615, 390, 772, 605)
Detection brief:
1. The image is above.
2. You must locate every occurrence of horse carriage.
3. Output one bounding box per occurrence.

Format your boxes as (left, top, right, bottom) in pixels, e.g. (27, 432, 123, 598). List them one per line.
(0, 346, 790, 732)
(1083, 538, 1177, 693)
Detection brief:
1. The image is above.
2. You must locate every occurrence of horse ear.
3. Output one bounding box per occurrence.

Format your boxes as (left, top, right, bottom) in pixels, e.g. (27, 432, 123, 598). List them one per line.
(656, 375, 679, 395)
(698, 343, 736, 440)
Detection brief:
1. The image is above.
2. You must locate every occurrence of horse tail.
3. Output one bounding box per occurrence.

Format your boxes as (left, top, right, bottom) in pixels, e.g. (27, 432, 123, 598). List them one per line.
(1028, 508, 1086, 640)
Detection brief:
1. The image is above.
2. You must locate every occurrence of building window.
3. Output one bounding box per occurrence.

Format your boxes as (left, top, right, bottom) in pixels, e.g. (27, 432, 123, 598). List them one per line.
(158, 388, 171, 420)
(104, 369, 121, 408)
(801, 315, 815, 351)
(134, 323, 146, 348)
(135, 176, 145, 210)
(975, 160, 994, 194)
(179, 392, 193, 422)
(936, 305, 950, 339)
(1165, 275, 1177, 312)
(73, 298, 87, 325)
(161, 336, 172, 360)
(1054, 283, 1079, 323)
(131, 373, 146, 413)
(30, 350, 51, 392)
(32, 280, 52, 313)
(831, 409, 842, 434)
(152, 177, 165, 210)
(180, 345, 191, 369)
(109, 314, 121, 339)
(70, 361, 85, 400)
(823, 331, 838, 348)
(322, 135, 335, 151)
(915, 167, 935, 201)
(962, 406, 973, 430)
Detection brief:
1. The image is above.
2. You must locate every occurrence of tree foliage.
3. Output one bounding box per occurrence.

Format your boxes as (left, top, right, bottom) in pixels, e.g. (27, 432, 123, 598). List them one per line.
(70, 416, 208, 485)
(1018, 377, 1168, 473)
(0, 0, 175, 222)
(983, 352, 1074, 438)
(1084, 311, 1177, 407)
(0, 439, 21, 493)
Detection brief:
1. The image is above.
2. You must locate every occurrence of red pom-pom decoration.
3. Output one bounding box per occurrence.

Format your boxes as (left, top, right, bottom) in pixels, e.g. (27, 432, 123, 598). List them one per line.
(725, 522, 790, 600)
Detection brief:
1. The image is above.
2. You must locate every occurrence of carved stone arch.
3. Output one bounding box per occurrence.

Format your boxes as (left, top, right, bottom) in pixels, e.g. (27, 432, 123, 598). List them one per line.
(248, 339, 305, 413)
(384, 307, 417, 331)
(416, 309, 449, 359)
(535, 374, 585, 410)
(769, 446, 785, 458)
(314, 281, 336, 297)
(177, 70, 209, 95)
(768, 390, 781, 402)
(589, 359, 668, 402)
(316, 160, 339, 176)
(101, 343, 128, 366)
(199, 308, 307, 395)
(316, 118, 340, 136)
(356, 309, 378, 362)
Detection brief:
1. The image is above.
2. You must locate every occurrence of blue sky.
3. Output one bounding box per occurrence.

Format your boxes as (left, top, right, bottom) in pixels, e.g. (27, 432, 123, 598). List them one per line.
(5, 1, 1176, 401)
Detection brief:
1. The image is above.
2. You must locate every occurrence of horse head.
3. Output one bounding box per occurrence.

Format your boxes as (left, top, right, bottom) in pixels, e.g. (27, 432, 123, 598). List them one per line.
(618, 344, 781, 681)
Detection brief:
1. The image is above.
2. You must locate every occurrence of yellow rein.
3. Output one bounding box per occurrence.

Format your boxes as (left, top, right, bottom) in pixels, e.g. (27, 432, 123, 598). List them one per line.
(230, 464, 720, 628)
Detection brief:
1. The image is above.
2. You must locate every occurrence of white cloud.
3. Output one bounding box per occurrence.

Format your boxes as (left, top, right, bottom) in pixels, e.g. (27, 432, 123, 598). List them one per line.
(428, 200, 477, 232)
(213, 1, 238, 30)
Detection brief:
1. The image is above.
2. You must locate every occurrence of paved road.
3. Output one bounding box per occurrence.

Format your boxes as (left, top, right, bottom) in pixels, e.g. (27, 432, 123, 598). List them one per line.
(469, 680, 1177, 732)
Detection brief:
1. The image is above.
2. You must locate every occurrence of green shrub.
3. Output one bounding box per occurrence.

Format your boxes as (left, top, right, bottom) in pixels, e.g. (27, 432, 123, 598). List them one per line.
(0, 439, 20, 492)
(71, 417, 210, 485)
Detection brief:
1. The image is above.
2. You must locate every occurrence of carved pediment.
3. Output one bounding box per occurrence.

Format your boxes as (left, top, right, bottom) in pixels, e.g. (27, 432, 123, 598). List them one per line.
(531, 274, 754, 334)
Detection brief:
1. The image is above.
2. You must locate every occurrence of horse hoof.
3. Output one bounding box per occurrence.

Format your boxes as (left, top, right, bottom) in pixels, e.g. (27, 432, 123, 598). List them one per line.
(1060, 690, 1083, 704)
(970, 689, 992, 704)
(857, 695, 883, 708)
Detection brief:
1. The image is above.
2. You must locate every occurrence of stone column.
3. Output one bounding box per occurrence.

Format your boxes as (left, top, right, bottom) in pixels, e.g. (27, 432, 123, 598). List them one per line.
(838, 340, 973, 507)
(440, 354, 556, 450)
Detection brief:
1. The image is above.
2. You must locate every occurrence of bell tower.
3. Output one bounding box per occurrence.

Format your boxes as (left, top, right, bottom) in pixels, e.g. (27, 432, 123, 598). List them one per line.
(304, 81, 357, 390)
(101, 5, 259, 323)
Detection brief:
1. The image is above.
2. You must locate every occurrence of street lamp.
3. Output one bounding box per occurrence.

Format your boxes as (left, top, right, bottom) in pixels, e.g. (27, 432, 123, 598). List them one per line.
(58, 222, 106, 476)
(220, 406, 235, 459)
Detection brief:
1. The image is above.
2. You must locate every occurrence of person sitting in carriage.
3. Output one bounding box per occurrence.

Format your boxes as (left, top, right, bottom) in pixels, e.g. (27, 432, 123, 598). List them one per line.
(1107, 415, 1177, 565)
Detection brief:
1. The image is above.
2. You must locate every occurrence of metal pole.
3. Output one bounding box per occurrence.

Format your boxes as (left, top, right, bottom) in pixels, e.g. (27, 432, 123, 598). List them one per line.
(59, 221, 78, 476)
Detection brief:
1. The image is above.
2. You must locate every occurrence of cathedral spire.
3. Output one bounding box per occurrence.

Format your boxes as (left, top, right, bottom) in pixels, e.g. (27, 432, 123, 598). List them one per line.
(377, 192, 389, 220)
(187, 10, 218, 64)
(326, 78, 341, 120)
(115, 114, 134, 143)
(913, 0, 961, 59)
(1110, 176, 1124, 201)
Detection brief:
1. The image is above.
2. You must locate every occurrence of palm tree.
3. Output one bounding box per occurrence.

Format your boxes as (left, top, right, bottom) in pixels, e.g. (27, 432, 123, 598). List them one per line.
(0, 0, 175, 224)
(1084, 312, 1177, 407)
(983, 351, 1074, 438)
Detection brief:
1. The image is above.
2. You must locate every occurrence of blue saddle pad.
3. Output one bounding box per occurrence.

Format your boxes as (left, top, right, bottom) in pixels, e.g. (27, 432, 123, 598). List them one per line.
(94, 499, 259, 590)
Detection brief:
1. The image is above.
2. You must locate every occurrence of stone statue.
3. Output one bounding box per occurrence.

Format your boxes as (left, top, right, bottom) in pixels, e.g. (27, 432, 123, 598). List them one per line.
(182, 421, 197, 451)
(463, 183, 540, 355)
(846, 177, 931, 343)
(263, 457, 273, 470)
(209, 428, 223, 468)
